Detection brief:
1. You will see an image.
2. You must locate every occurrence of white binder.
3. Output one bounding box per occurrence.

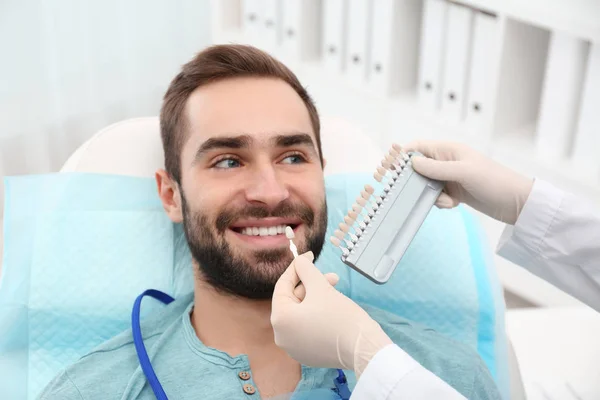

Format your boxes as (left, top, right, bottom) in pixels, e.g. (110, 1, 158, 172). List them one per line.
(280, 0, 321, 63)
(464, 12, 499, 135)
(322, 0, 347, 73)
(440, 3, 474, 124)
(210, 0, 241, 32)
(417, 0, 448, 113)
(571, 42, 600, 177)
(535, 32, 589, 162)
(241, 0, 265, 47)
(368, 0, 421, 96)
(261, 0, 280, 54)
(345, 0, 372, 83)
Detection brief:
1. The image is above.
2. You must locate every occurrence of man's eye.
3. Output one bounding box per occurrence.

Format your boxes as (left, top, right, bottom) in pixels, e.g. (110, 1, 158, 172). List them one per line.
(214, 158, 241, 169)
(281, 154, 305, 164)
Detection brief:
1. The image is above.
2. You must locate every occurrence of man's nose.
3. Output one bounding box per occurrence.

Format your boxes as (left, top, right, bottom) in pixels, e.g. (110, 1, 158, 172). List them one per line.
(245, 164, 290, 208)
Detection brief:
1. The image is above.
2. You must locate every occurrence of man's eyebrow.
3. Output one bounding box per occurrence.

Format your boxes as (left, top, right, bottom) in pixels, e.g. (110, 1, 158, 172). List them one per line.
(194, 135, 252, 160)
(272, 133, 316, 150)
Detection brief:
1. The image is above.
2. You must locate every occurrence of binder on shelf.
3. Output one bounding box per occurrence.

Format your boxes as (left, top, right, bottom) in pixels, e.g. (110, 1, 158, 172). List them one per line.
(322, 0, 347, 73)
(492, 19, 550, 138)
(280, 0, 321, 63)
(464, 11, 500, 136)
(440, 2, 474, 124)
(210, 0, 241, 32)
(571, 42, 600, 177)
(345, 0, 372, 83)
(417, 0, 448, 113)
(241, 0, 265, 47)
(535, 32, 589, 162)
(368, 0, 422, 96)
(261, 0, 280, 54)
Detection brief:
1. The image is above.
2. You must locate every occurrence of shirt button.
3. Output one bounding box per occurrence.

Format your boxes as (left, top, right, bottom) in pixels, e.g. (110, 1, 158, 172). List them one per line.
(243, 383, 256, 395)
(238, 371, 251, 381)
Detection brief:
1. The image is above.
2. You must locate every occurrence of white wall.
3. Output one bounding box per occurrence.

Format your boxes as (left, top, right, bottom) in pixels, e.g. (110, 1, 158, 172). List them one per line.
(0, 0, 212, 208)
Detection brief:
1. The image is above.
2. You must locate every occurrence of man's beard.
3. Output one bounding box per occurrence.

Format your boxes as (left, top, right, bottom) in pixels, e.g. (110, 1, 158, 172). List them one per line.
(180, 193, 328, 299)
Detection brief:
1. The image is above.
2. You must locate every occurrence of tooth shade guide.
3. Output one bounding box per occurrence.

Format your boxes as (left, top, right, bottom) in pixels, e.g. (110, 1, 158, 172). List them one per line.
(347, 232, 359, 243)
(389, 149, 409, 164)
(334, 229, 345, 239)
(384, 154, 396, 165)
(363, 193, 378, 209)
(350, 206, 368, 222)
(333, 148, 418, 257)
(285, 226, 295, 239)
(351, 217, 368, 231)
(391, 143, 408, 158)
(330, 147, 444, 283)
(373, 170, 396, 184)
(330, 236, 351, 257)
(347, 210, 367, 227)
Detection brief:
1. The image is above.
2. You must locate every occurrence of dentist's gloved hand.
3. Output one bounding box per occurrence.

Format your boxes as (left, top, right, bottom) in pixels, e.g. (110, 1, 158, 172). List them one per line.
(272, 252, 393, 378)
(404, 140, 534, 225)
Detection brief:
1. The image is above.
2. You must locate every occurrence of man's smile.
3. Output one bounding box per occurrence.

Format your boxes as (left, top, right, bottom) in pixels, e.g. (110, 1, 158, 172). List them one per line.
(228, 217, 302, 248)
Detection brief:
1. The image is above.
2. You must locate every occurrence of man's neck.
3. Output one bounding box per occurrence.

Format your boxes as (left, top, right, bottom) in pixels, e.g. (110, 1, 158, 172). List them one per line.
(190, 271, 302, 398)
(191, 279, 275, 356)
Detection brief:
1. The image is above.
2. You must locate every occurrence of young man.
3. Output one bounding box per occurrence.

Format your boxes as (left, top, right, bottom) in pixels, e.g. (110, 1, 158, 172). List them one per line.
(39, 44, 501, 399)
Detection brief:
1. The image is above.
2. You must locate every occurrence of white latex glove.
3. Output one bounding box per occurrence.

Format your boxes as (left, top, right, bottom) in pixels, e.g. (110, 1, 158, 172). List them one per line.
(292, 257, 340, 299)
(271, 252, 393, 378)
(404, 140, 534, 225)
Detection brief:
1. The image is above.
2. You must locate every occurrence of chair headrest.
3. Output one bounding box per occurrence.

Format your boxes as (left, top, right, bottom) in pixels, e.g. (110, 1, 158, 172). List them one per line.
(60, 117, 164, 176)
(60, 116, 384, 176)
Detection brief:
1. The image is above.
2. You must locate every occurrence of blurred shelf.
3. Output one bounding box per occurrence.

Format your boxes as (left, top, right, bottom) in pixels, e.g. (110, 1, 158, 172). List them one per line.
(457, 0, 600, 42)
(293, 57, 600, 204)
(212, 21, 600, 307)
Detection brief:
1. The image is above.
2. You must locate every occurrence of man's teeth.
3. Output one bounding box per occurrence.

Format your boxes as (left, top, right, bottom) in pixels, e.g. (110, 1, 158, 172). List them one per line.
(240, 225, 289, 236)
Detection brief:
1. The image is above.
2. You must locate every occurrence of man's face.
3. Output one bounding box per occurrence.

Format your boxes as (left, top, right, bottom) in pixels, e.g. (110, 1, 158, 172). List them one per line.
(169, 77, 327, 299)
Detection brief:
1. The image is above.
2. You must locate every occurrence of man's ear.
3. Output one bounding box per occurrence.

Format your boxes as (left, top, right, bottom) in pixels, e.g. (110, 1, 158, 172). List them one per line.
(155, 169, 183, 223)
(322, 158, 327, 170)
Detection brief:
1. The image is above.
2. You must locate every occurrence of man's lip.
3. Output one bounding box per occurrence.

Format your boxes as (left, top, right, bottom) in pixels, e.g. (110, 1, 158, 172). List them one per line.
(229, 218, 303, 229)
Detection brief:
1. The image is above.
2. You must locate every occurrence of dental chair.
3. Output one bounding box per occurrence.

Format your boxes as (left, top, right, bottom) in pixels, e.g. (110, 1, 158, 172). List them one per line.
(1, 116, 525, 399)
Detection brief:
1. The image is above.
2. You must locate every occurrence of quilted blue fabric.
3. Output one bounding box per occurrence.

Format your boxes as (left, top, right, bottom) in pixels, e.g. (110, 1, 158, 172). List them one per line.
(0, 172, 509, 399)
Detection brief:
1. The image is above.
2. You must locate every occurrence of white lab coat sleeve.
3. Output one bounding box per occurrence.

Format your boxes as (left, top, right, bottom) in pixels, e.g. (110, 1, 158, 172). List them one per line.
(496, 178, 600, 311)
(351, 344, 467, 399)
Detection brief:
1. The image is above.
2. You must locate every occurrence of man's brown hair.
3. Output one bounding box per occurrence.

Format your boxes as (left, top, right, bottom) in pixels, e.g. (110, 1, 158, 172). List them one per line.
(160, 44, 322, 183)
